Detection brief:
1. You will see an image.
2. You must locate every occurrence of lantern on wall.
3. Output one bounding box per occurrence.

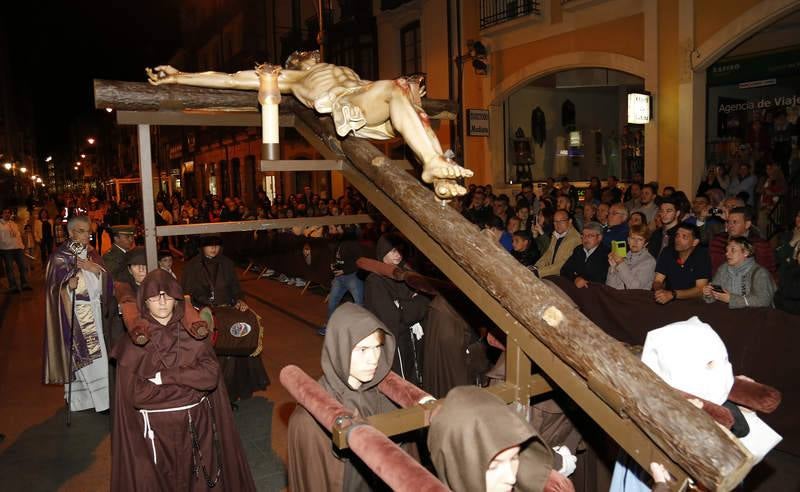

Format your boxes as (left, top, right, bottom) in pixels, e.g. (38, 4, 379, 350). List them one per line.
(627, 91, 651, 124)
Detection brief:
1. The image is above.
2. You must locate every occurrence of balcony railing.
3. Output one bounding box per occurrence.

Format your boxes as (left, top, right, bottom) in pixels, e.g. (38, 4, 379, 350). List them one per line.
(480, 0, 541, 30)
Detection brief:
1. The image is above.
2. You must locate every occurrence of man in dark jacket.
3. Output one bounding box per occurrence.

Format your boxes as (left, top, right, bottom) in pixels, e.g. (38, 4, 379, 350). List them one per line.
(364, 234, 430, 386)
(102, 225, 136, 281)
(560, 221, 610, 287)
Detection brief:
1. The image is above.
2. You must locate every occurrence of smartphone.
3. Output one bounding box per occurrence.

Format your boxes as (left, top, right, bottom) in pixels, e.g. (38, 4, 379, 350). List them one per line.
(711, 284, 725, 293)
(611, 240, 627, 258)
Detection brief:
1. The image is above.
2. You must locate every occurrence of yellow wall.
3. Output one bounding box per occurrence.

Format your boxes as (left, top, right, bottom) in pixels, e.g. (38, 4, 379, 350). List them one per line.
(490, 14, 645, 88)
(657, 0, 680, 188)
(694, 0, 764, 47)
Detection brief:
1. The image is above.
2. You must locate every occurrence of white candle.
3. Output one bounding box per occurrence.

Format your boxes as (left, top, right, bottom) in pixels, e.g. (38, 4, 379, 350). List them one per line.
(257, 64, 281, 160)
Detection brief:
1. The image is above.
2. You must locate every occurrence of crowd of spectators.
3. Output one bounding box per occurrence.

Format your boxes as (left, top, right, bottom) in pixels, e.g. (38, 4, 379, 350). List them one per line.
(458, 173, 800, 315)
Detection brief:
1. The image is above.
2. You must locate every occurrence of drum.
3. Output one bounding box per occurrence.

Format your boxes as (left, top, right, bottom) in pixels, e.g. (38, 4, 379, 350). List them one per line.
(212, 306, 264, 357)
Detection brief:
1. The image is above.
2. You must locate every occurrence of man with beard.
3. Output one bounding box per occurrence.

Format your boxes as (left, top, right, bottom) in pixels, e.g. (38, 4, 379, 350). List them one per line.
(43, 215, 114, 413)
(652, 223, 711, 304)
(182, 235, 268, 407)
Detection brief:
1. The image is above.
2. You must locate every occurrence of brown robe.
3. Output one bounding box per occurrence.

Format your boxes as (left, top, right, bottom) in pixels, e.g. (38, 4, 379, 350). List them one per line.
(111, 270, 256, 491)
(287, 303, 400, 492)
(427, 386, 555, 492)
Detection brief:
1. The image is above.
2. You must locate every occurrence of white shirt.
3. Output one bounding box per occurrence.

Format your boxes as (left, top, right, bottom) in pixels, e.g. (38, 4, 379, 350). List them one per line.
(0, 219, 25, 250)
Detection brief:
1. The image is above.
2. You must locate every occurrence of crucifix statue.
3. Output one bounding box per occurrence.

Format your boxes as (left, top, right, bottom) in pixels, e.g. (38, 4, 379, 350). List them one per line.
(146, 50, 472, 199)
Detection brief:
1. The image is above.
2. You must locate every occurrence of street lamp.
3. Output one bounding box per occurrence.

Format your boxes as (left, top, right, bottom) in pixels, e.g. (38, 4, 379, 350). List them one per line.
(20, 167, 27, 173)
(76, 161, 81, 166)
(36, 177, 43, 183)
(87, 137, 96, 145)
(105, 108, 113, 113)
(45, 156, 53, 162)
(80, 153, 86, 158)
(2, 162, 11, 171)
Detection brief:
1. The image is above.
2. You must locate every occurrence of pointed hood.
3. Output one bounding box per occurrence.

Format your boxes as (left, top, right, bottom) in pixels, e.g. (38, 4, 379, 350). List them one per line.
(428, 386, 553, 492)
(320, 303, 396, 416)
(138, 269, 184, 326)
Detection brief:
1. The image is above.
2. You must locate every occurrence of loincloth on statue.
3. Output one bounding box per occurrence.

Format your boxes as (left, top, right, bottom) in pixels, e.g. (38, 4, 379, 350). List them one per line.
(312, 85, 396, 140)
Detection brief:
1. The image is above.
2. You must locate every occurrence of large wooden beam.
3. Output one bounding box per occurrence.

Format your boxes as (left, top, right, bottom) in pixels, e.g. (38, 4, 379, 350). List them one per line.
(284, 97, 750, 491)
(94, 79, 456, 120)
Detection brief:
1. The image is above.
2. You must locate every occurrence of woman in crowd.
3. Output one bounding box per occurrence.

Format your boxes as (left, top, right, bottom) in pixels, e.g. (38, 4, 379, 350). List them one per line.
(606, 224, 657, 290)
(288, 303, 402, 491)
(532, 207, 555, 257)
(111, 269, 255, 491)
(628, 211, 647, 228)
(428, 386, 574, 492)
(182, 235, 269, 405)
(703, 236, 776, 308)
(776, 209, 800, 267)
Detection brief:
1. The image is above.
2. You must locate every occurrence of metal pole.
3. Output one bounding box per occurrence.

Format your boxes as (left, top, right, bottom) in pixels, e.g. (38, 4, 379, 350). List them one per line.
(137, 125, 158, 271)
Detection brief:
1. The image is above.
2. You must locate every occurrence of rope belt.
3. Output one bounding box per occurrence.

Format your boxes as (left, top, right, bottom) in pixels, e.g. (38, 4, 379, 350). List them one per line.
(139, 396, 207, 464)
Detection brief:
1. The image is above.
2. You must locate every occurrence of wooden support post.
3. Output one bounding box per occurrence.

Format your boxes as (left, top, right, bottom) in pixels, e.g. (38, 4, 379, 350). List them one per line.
(137, 125, 158, 271)
(286, 97, 750, 490)
(505, 338, 534, 407)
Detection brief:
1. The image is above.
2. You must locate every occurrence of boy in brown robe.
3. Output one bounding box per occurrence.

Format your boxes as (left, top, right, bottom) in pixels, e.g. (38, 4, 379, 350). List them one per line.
(287, 303, 401, 492)
(111, 269, 256, 491)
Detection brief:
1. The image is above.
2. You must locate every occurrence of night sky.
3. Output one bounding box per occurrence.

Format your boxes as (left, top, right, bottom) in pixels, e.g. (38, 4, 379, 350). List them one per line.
(6, 0, 181, 157)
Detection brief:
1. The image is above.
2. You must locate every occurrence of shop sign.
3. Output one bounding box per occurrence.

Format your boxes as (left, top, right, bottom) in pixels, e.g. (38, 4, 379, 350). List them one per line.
(467, 109, 490, 136)
(708, 49, 800, 86)
(627, 92, 651, 124)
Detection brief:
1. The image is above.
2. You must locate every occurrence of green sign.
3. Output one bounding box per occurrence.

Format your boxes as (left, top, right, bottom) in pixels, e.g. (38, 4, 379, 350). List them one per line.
(707, 48, 800, 86)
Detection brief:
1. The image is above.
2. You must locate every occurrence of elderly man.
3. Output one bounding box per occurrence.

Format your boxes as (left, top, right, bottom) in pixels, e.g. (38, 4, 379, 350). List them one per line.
(560, 222, 611, 288)
(1, 207, 31, 293)
(602, 203, 629, 249)
(147, 50, 472, 199)
(102, 225, 136, 281)
(43, 215, 113, 412)
(532, 209, 581, 278)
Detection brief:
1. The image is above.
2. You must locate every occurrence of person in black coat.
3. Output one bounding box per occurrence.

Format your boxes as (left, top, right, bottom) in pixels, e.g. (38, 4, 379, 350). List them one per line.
(510, 231, 540, 268)
(560, 221, 610, 287)
(182, 234, 268, 406)
(364, 234, 430, 386)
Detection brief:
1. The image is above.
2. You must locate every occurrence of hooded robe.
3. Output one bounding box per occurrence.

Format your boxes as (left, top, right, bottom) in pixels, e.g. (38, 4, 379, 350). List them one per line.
(110, 269, 256, 491)
(287, 303, 401, 492)
(428, 386, 559, 492)
(181, 245, 269, 402)
(364, 235, 430, 386)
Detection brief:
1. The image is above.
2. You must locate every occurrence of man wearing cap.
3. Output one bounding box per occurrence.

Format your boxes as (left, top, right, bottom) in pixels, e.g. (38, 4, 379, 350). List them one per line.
(103, 225, 136, 281)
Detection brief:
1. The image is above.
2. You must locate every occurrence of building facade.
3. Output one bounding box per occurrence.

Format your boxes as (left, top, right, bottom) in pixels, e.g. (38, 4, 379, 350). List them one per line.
(377, 0, 799, 205)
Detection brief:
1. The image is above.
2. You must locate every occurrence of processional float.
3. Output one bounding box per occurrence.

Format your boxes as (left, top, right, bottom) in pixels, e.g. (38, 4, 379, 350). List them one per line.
(92, 51, 764, 491)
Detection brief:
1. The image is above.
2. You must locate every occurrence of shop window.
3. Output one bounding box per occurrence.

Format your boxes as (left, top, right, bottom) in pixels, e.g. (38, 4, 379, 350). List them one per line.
(502, 68, 645, 183)
(401, 21, 421, 76)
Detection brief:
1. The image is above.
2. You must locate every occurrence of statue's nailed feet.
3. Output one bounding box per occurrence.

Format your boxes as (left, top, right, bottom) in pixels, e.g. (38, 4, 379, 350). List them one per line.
(421, 155, 473, 200)
(146, 66, 179, 85)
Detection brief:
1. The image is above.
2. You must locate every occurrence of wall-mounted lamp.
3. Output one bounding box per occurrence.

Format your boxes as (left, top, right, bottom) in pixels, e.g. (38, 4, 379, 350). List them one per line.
(627, 91, 652, 124)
